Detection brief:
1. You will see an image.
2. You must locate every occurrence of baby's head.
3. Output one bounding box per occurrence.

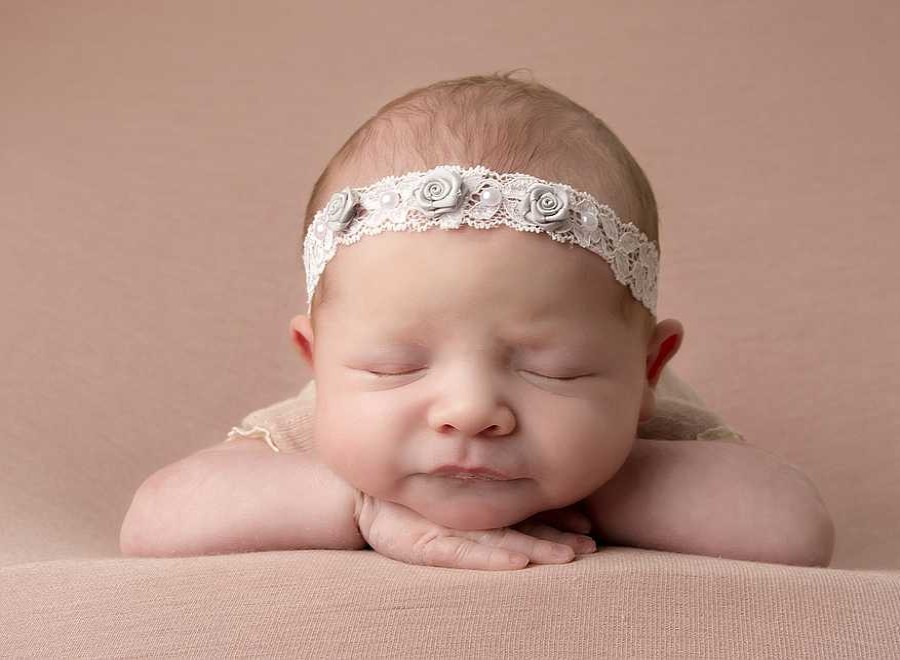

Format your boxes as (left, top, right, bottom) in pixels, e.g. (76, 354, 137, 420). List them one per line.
(290, 71, 684, 530)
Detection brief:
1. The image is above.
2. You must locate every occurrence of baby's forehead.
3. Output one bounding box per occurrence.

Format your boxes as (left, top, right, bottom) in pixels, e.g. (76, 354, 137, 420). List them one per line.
(328, 241, 621, 336)
(330, 294, 627, 359)
(325, 224, 621, 305)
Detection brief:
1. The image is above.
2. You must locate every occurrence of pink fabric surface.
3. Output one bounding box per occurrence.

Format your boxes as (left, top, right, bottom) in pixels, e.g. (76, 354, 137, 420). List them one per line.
(3, 549, 900, 658)
(1, 1, 899, 656)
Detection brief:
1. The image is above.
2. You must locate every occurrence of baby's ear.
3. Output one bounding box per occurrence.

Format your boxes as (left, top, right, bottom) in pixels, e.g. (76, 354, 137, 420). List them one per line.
(644, 319, 684, 388)
(289, 314, 315, 368)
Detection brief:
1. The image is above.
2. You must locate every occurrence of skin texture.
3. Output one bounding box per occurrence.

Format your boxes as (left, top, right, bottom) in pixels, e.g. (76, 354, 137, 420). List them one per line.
(289, 223, 684, 531)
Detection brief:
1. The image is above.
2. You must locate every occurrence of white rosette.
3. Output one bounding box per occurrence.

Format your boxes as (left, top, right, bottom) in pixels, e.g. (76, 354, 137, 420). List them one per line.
(410, 166, 466, 229)
(323, 187, 358, 233)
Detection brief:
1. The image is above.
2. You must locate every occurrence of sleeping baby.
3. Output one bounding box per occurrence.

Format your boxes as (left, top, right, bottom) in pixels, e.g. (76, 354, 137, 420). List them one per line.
(120, 71, 835, 570)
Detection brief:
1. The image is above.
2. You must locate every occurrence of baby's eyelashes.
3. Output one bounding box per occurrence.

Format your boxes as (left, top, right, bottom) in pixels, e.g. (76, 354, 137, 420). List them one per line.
(360, 367, 593, 382)
(521, 370, 591, 382)
(366, 368, 424, 378)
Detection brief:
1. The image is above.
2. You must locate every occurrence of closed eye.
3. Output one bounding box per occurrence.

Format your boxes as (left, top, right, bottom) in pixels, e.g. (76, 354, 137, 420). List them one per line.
(365, 368, 423, 378)
(524, 371, 588, 382)
(364, 369, 590, 381)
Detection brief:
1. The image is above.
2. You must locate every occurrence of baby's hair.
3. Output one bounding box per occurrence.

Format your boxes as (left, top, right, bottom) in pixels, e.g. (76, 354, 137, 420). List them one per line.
(303, 69, 660, 340)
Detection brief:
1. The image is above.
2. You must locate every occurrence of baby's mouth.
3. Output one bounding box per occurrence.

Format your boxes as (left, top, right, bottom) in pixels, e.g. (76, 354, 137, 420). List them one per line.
(438, 472, 506, 481)
(429, 464, 514, 480)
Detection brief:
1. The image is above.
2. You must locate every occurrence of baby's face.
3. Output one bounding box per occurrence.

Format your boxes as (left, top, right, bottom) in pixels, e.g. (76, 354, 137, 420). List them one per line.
(295, 226, 654, 530)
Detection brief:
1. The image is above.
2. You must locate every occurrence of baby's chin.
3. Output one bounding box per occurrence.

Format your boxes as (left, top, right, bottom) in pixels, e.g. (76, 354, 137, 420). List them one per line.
(401, 484, 537, 531)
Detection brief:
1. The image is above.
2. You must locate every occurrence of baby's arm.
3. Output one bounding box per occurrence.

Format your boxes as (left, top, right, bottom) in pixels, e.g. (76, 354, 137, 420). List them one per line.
(119, 437, 366, 557)
(583, 438, 836, 567)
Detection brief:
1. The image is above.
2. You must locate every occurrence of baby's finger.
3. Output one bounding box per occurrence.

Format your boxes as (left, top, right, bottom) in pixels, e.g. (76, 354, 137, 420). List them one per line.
(419, 534, 529, 571)
(463, 527, 580, 565)
(513, 521, 597, 556)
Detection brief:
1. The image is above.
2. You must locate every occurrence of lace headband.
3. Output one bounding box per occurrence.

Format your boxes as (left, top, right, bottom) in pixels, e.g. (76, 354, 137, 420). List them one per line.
(302, 164, 659, 317)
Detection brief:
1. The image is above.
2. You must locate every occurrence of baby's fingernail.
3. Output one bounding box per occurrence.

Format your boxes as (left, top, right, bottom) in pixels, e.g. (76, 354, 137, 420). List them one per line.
(578, 539, 597, 553)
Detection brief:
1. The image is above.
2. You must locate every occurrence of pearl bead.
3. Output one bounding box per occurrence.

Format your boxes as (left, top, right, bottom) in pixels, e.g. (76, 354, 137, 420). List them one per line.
(481, 187, 501, 205)
(580, 208, 599, 230)
(379, 191, 400, 209)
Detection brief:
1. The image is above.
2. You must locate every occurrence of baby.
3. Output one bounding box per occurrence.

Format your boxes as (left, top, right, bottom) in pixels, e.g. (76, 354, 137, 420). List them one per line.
(120, 71, 835, 570)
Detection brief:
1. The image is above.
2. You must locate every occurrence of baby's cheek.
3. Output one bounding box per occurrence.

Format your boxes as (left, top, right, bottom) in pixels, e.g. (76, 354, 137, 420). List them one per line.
(537, 419, 634, 499)
(312, 406, 362, 473)
(575, 431, 636, 493)
(315, 407, 396, 494)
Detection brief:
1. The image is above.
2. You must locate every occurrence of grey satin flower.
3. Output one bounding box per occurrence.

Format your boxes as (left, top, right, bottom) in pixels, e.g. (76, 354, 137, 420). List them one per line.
(324, 187, 358, 233)
(518, 183, 571, 230)
(412, 167, 465, 218)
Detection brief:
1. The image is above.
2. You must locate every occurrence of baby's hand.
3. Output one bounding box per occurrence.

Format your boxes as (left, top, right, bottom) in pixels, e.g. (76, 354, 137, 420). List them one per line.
(354, 493, 597, 571)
